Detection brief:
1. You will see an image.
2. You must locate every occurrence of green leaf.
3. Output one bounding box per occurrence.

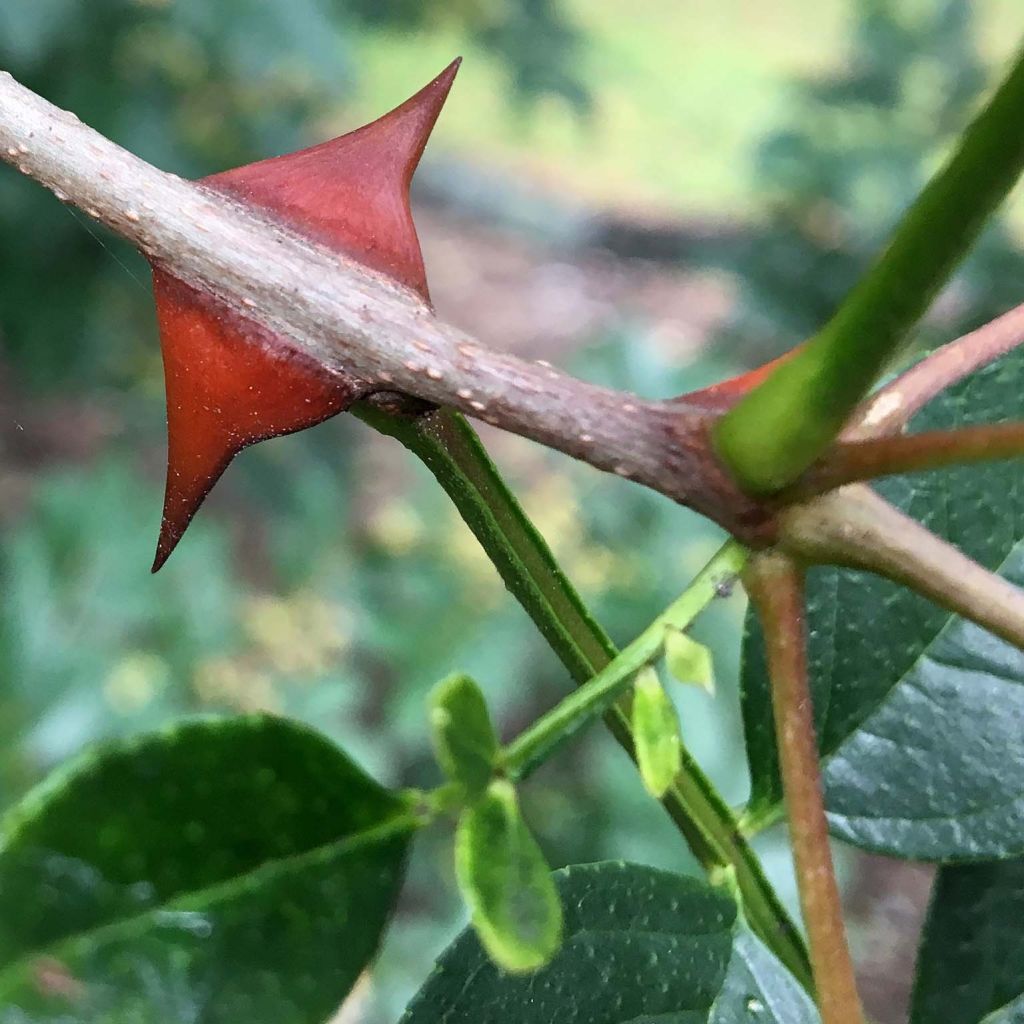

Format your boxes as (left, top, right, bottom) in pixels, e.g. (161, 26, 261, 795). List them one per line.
(429, 673, 499, 800)
(404, 861, 738, 1023)
(910, 859, 1024, 1024)
(664, 629, 716, 695)
(741, 344, 1024, 860)
(454, 779, 561, 973)
(632, 667, 683, 798)
(0, 714, 414, 1022)
(711, 932, 820, 1024)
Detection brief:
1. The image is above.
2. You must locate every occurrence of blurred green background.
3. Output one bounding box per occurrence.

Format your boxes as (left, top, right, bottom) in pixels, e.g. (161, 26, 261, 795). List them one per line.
(1, 1, 1023, 1021)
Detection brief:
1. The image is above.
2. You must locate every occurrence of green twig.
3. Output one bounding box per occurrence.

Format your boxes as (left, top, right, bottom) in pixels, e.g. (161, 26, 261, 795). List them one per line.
(501, 542, 747, 779)
(356, 403, 813, 993)
(716, 41, 1024, 493)
(356, 404, 611, 681)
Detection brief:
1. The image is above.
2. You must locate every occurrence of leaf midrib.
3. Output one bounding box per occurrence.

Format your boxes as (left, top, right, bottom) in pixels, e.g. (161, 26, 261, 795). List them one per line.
(0, 812, 415, 992)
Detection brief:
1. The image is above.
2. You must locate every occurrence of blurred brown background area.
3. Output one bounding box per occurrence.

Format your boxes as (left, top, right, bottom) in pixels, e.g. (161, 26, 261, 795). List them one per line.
(3, 1, 1024, 1020)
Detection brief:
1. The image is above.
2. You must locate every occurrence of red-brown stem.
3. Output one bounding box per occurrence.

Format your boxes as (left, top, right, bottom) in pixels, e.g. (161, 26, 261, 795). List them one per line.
(799, 421, 1024, 495)
(744, 552, 864, 1024)
(849, 301, 1024, 439)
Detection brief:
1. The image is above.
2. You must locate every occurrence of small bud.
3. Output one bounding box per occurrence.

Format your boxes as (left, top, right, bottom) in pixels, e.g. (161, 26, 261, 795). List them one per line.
(709, 862, 743, 907)
(664, 628, 715, 696)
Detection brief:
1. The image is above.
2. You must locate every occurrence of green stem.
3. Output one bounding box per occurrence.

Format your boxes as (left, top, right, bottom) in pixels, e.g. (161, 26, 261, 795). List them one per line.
(502, 542, 747, 779)
(716, 40, 1024, 494)
(355, 403, 813, 993)
(357, 404, 612, 680)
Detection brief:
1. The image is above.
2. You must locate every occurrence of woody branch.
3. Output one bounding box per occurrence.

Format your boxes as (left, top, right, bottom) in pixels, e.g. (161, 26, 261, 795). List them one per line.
(4, 70, 1024, 541)
(0, 69, 772, 538)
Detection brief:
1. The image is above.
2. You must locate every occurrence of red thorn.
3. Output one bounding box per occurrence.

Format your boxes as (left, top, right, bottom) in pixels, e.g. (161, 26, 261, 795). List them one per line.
(202, 58, 461, 302)
(149, 62, 460, 569)
(150, 271, 366, 572)
(678, 344, 804, 411)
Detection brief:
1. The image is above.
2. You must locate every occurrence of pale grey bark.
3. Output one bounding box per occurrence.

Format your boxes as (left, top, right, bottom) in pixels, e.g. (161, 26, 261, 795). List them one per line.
(4, 71, 1018, 539)
(0, 69, 774, 531)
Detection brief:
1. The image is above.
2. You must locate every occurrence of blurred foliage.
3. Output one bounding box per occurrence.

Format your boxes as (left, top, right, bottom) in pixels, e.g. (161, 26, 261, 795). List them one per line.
(1, 0, 1019, 1019)
(720, 0, 1024, 365)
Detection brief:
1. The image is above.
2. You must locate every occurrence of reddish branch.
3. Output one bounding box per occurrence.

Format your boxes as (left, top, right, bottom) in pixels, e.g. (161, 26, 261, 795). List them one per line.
(803, 421, 1024, 495)
(848, 300, 1024, 438)
(5, 69, 1024, 604)
(780, 484, 1024, 651)
(744, 553, 864, 1024)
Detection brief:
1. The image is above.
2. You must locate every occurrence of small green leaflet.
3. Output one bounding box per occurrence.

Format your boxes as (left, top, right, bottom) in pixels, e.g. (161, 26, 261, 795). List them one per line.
(665, 628, 716, 695)
(454, 779, 562, 973)
(429, 672, 499, 800)
(632, 666, 683, 798)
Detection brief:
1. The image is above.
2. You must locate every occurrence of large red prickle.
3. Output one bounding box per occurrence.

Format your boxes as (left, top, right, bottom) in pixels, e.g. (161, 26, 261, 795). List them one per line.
(149, 60, 460, 571)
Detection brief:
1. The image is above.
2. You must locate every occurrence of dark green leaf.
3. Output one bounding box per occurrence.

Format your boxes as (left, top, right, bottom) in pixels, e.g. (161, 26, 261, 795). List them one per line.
(454, 780, 561, 973)
(429, 673, 498, 800)
(911, 859, 1024, 1024)
(404, 861, 737, 1023)
(0, 714, 414, 1022)
(742, 345, 1024, 859)
(632, 667, 683, 798)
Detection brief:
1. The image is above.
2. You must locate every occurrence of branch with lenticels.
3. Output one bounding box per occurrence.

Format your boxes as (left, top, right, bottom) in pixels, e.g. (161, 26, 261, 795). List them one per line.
(0, 68, 777, 542)
(3, 68, 1024, 550)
